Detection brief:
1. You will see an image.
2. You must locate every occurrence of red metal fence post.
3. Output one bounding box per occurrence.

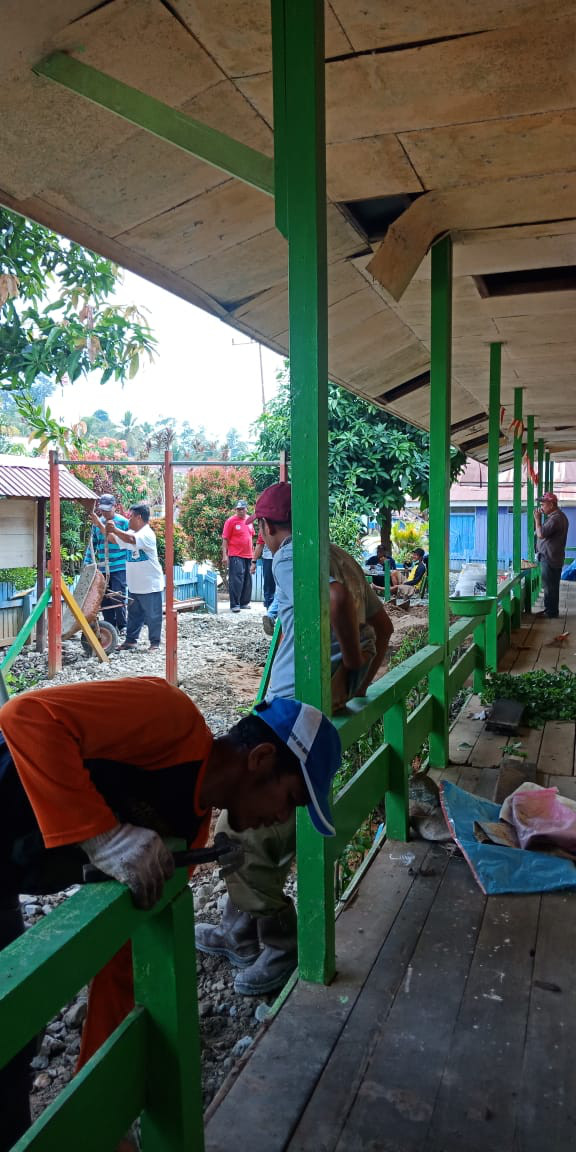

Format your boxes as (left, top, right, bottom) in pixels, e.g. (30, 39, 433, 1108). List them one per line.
(164, 450, 177, 685)
(47, 451, 62, 676)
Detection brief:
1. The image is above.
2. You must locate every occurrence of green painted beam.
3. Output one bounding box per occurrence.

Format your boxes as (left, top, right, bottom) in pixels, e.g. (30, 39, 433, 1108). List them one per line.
(512, 387, 523, 628)
(0, 869, 187, 1069)
(330, 745, 389, 856)
(15, 1010, 147, 1152)
(333, 643, 443, 750)
(449, 643, 478, 696)
(537, 439, 545, 502)
(428, 235, 453, 769)
(486, 343, 501, 670)
(134, 887, 204, 1152)
(526, 415, 535, 563)
(34, 53, 274, 196)
(281, 0, 332, 984)
(0, 581, 52, 676)
(545, 450, 551, 493)
(271, 0, 288, 236)
(384, 703, 409, 839)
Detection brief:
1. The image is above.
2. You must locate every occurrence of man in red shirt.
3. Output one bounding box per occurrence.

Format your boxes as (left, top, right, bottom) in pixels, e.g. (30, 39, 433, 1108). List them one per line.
(0, 676, 340, 1149)
(222, 499, 255, 612)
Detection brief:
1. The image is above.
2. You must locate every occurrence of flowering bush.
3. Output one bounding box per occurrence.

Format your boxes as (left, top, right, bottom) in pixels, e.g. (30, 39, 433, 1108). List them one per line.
(150, 518, 188, 568)
(68, 437, 151, 512)
(179, 467, 256, 573)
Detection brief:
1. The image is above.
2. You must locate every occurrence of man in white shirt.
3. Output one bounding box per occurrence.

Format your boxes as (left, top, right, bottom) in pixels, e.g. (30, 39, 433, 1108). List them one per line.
(105, 503, 165, 651)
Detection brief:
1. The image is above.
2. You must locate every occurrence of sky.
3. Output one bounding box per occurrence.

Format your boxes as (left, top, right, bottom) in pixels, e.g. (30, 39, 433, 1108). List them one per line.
(47, 270, 284, 443)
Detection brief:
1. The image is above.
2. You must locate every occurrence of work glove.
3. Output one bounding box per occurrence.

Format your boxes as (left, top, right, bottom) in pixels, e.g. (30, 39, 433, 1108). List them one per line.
(81, 823, 175, 910)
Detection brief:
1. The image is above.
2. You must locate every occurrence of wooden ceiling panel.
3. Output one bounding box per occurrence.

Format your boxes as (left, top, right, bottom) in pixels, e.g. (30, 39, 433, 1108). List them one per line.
(325, 22, 576, 143)
(56, 0, 223, 105)
(401, 111, 576, 191)
(328, 288, 386, 339)
(326, 136, 423, 201)
(178, 227, 287, 306)
(232, 284, 289, 340)
(329, 1, 576, 52)
(119, 180, 275, 270)
(37, 78, 273, 235)
(0, 0, 96, 73)
(171, 0, 350, 79)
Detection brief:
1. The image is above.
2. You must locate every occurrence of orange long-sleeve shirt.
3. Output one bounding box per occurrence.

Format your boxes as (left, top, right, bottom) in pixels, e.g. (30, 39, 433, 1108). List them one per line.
(0, 677, 212, 848)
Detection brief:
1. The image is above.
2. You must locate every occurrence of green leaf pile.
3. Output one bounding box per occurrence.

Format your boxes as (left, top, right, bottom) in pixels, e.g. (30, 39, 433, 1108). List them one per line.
(482, 669, 576, 727)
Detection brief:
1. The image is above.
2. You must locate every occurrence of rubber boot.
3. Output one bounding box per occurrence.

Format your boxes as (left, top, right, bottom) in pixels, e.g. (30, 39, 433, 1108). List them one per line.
(195, 895, 260, 968)
(233, 901, 297, 996)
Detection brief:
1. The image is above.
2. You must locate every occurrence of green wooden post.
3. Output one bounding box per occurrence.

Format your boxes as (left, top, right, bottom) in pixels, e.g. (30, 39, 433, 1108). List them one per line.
(275, 0, 333, 983)
(537, 439, 545, 503)
(473, 620, 486, 694)
(486, 343, 501, 671)
(428, 235, 452, 771)
(384, 703, 409, 839)
(526, 416, 535, 562)
(550, 458, 555, 494)
(536, 438, 545, 598)
(384, 559, 391, 601)
(545, 450, 551, 493)
(525, 414, 535, 613)
(133, 886, 204, 1152)
(512, 387, 523, 628)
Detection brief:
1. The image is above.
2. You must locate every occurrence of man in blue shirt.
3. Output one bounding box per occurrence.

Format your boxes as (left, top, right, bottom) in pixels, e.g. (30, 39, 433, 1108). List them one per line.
(86, 494, 129, 632)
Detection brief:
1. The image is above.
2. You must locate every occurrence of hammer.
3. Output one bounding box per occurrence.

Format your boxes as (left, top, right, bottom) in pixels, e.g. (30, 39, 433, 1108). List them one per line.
(82, 831, 244, 883)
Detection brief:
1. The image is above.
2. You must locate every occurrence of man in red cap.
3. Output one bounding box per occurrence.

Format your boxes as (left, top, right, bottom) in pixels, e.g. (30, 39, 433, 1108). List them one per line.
(196, 482, 393, 996)
(534, 492, 569, 618)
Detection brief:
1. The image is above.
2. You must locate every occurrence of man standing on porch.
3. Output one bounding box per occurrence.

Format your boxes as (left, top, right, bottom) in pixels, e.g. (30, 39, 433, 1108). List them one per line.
(534, 492, 569, 619)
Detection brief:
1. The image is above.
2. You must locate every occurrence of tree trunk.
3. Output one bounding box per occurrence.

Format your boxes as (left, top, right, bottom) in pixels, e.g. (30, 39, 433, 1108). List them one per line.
(380, 507, 392, 551)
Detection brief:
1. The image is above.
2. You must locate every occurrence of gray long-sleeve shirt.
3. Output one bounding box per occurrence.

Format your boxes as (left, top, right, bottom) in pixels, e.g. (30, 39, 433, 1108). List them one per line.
(537, 508, 569, 567)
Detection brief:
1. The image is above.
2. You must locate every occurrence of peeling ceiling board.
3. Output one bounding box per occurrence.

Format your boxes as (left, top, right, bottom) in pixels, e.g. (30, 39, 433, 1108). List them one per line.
(1, 0, 576, 457)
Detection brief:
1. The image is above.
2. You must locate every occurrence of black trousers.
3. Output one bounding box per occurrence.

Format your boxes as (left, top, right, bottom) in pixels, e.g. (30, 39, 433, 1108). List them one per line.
(228, 557, 252, 610)
(0, 736, 86, 1150)
(541, 558, 562, 618)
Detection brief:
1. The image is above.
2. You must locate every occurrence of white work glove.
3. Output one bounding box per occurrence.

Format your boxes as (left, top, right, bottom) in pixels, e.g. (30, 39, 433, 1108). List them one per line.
(82, 823, 175, 910)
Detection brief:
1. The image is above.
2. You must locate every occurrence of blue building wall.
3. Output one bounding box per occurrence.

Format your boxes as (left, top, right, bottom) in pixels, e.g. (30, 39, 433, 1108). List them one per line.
(449, 506, 576, 568)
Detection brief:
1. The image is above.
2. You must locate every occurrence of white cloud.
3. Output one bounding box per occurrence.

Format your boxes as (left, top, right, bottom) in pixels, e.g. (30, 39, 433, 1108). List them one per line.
(47, 270, 284, 442)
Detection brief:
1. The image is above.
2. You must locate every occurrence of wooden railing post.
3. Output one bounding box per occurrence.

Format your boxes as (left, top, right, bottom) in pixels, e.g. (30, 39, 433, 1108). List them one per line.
(384, 702, 409, 840)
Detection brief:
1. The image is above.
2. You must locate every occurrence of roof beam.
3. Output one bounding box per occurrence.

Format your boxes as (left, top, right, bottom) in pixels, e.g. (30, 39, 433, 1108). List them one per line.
(450, 411, 487, 434)
(377, 370, 430, 404)
(33, 52, 275, 197)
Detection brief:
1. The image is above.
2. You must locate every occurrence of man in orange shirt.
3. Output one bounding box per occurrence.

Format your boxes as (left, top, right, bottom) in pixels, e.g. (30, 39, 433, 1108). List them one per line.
(0, 677, 340, 1150)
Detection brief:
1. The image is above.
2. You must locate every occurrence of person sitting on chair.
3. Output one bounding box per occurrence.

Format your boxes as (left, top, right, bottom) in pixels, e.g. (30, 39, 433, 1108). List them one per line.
(393, 548, 427, 603)
(365, 544, 396, 590)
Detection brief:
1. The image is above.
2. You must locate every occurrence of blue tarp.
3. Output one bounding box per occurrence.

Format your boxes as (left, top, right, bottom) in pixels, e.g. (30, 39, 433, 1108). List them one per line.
(441, 780, 576, 895)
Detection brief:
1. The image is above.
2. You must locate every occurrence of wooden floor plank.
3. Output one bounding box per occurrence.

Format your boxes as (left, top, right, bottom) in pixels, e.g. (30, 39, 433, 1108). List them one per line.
(287, 847, 449, 1152)
(204, 842, 430, 1152)
(470, 728, 508, 769)
(517, 894, 576, 1152)
(426, 894, 540, 1152)
(449, 695, 485, 765)
(538, 722, 576, 776)
(334, 857, 485, 1152)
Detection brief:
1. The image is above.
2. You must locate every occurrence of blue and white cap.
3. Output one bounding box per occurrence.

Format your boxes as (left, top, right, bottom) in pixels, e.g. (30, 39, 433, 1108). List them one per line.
(253, 698, 341, 836)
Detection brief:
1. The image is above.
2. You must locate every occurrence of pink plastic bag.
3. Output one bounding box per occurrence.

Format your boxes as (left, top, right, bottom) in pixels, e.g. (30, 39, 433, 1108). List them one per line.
(511, 788, 576, 853)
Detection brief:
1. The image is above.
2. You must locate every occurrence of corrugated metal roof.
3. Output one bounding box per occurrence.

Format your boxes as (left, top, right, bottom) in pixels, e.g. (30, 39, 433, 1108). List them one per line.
(0, 455, 96, 501)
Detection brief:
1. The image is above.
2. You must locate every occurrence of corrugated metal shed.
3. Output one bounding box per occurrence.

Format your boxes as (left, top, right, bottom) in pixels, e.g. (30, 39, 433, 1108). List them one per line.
(0, 455, 96, 502)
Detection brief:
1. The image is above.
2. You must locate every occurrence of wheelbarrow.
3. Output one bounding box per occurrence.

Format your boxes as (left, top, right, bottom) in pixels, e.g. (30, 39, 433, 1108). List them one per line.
(61, 562, 119, 656)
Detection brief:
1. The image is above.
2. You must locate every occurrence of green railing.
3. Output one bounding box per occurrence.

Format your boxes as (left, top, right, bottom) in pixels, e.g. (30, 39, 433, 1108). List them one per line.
(0, 566, 540, 1147)
(296, 567, 537, 980)
(0, 861, 204, 1152)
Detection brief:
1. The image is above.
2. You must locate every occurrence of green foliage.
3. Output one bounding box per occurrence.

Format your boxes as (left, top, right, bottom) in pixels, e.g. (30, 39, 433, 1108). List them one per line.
(68, 438, 150, 511)
(150, 518, 188, 568)
(0, 207, 156, 449)
(390, 521, 428, 564)
(0, 566, 36, 590)
(179, 467, 257, 572)
(482, 669, 576, 727)
(250, 363, 466, 522)
(328, 495, 364, 561)
(4, 666, 43, 695)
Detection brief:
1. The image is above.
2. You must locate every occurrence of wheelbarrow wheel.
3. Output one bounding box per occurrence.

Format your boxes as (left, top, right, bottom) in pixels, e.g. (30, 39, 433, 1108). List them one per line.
(80, 621, 119, 656)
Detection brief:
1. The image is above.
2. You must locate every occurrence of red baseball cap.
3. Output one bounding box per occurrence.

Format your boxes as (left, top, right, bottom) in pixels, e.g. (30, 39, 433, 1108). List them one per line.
(541, 492, 558, 503)
(255, 482, 292, 522)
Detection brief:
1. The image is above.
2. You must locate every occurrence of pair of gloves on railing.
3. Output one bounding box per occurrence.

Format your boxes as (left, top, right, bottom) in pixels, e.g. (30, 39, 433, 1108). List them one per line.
(82, 824, 175, 909)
